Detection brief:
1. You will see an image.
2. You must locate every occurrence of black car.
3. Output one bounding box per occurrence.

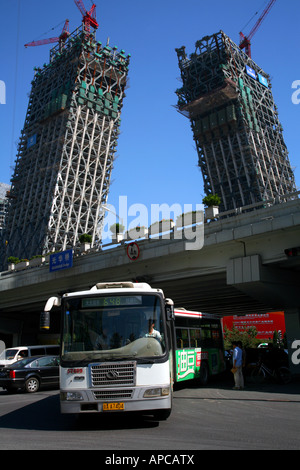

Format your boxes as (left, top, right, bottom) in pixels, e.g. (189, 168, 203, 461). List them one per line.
(0, 355, 60, 393)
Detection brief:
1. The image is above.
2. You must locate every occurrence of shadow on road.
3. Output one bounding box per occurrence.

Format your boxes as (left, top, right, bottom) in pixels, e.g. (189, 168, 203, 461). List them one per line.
(0, 392, 161, 432)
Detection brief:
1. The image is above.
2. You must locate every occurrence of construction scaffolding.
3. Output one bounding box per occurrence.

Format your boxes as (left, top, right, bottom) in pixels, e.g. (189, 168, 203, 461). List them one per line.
(175, 31, 296, 212)
(0, 183, 10, 231)
(4, 25, 130, 261)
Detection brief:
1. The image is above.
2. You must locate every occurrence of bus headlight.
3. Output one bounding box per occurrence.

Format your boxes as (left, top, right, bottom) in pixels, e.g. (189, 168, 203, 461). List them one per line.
(143, 387, 170, 398)
(61, 391, 84, 401)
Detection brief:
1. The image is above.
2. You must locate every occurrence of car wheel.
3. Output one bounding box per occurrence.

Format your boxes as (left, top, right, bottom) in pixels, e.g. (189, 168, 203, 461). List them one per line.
(25, 377, 40, 393)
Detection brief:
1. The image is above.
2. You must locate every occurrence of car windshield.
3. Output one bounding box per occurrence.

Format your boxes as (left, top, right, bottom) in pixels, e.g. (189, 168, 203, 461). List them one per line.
(61, 293, 167, 363)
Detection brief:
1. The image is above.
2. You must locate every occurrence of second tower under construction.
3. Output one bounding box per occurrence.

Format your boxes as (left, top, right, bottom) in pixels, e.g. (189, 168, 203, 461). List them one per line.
(175, 31, 296, 212)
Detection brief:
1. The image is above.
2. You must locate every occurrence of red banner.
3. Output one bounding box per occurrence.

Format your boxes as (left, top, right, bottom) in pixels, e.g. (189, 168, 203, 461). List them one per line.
(223, 312, 285, 340)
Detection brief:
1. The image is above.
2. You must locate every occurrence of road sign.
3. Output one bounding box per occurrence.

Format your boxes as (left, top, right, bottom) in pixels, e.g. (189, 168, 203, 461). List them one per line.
(49, 249, 73, 272)
(126, 242, 140, 261)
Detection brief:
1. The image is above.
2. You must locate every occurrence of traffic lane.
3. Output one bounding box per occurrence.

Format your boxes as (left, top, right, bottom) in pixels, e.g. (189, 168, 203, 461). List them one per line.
(0, 381, 300, 450)
(0, 389, 166, 451)
(173, 380, 300, 450)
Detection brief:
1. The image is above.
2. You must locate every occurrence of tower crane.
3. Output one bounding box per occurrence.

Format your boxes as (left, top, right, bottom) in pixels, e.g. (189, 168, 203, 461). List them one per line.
(25, 19, 70, 48)
(239, 0, 277, 58)
(74, 0, 99, 33)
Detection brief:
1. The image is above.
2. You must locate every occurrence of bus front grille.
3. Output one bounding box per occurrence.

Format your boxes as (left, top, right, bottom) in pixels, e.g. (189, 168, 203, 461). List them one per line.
(90, 361, 136, 387)
(93, 389, 134, 400)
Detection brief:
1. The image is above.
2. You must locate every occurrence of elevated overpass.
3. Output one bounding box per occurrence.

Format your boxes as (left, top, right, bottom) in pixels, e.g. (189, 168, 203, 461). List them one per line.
(1, 195, 300, 371)
(1, 195, 300, 313)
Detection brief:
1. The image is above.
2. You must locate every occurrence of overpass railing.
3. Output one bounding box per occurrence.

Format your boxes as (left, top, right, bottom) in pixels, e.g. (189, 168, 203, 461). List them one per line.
(2, 190, 299, 274)
(218, 190, 300, 219)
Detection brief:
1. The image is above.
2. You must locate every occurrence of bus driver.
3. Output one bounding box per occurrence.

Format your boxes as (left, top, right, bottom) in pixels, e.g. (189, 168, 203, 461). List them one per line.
(145, 319, 161, 341)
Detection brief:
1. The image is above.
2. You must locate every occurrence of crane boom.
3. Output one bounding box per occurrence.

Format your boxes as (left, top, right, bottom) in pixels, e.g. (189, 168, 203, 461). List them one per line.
(25, 37, 59, 48)
(24, 20, 70, 48)
(247, 0, 277, 40)
(239, 0, 277, 58)
(74, 0, 87, 17)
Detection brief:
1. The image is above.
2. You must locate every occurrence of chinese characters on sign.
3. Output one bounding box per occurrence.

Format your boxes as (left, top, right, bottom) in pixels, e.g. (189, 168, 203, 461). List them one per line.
(223, 312, 286, 339)
(177, 350, 209, 380)
(49, 249, 73, 272)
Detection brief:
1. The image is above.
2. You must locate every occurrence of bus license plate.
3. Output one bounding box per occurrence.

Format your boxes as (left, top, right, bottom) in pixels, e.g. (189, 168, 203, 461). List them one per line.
(103, 402, 125, 411)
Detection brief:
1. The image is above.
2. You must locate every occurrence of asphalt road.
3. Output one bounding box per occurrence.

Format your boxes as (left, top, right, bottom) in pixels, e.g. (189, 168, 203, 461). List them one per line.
(1, 376, 300, 451)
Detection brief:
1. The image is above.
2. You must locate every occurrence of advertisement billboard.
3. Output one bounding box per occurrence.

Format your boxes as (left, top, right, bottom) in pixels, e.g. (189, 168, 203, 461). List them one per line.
(223, 312, 285, 340)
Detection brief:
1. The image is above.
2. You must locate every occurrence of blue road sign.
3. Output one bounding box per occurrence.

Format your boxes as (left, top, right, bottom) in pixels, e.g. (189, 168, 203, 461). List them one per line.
(49, 249, 73, 272)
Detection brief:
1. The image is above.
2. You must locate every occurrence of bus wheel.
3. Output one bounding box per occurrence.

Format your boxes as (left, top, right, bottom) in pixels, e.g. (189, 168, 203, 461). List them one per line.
(199, 361, 209, 386)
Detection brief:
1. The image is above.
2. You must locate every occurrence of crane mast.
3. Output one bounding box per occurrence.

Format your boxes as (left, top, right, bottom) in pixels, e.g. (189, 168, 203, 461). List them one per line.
(74, 0, 99, 33)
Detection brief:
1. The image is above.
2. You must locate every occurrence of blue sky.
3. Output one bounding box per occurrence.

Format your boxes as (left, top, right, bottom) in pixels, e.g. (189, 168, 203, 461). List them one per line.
(0, 0, 299, 227)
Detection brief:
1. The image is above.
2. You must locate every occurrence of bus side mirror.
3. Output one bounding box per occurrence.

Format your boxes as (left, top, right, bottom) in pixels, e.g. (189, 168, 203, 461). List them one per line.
(165, 298, 174, 321)
(40, 296, 61, 330)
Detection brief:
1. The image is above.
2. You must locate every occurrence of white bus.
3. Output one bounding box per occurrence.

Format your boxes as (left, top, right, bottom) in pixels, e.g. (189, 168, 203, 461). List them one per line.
(42, 282, 174, 420)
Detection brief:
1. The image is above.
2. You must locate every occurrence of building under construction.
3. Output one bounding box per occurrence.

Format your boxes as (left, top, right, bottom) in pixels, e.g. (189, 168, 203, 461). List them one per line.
(4, 22, 130, 262)
(175, 31, 296, 212)
(0, 183, 10, 231)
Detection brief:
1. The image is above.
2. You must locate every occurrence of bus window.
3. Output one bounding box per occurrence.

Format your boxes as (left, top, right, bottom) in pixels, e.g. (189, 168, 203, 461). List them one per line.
(211, 328, 223, 348)
(176, 328, 189, 349)
(190, 329, 200, 348)
(201, 328, 212, 347)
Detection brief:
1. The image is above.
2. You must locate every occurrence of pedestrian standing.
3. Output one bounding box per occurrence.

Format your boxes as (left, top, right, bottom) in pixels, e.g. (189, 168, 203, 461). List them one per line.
(238, 340, 247, 383)
(232, 341, 244, 390)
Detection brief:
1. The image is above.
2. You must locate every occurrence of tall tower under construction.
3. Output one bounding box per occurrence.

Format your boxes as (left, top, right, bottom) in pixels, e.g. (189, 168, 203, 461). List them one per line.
(4, 20, 130, 262)
(175, 31, 296, 212)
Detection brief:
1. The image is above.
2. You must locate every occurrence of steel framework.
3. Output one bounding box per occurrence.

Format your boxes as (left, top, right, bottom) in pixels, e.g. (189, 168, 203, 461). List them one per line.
(175, 31, 296, 212)
(4, 25, 130, 261)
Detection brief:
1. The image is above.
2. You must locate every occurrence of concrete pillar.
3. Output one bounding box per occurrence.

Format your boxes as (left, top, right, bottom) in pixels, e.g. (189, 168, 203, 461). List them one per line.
(285, 308, 300, 376)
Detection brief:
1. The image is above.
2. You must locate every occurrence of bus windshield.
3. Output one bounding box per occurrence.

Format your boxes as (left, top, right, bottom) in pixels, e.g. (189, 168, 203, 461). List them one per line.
(61, 294, 166, 364)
